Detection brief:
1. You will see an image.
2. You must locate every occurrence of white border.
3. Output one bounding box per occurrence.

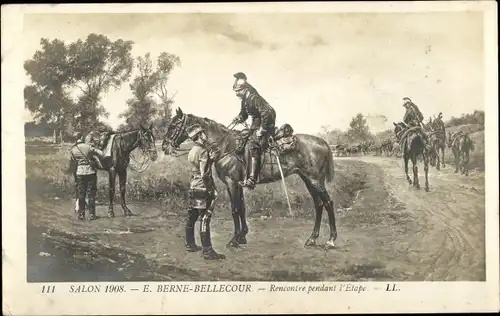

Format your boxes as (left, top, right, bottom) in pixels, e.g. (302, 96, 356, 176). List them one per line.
(2, 2, 499, 315)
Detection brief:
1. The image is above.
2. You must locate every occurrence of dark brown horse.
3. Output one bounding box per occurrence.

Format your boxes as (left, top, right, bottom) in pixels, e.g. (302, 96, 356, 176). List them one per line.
(393, 122, 430, 192)
(447, 131, 475, 176)
(70, 124, 158, 217)
(162, 108, 337, 249)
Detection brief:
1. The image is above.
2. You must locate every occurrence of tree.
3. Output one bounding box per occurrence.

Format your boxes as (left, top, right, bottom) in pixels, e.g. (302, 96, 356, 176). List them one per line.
(24, 38, 76, 139)
(346, 113, 373, 142)
(119, 53, 159, 128)
(68, 34, 134, 129)
(120, 52, 181, 130)
(154, 52, 181, 121)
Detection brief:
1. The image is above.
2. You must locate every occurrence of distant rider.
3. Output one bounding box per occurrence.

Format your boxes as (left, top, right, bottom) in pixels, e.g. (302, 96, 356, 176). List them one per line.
(402, 97, 429, 146)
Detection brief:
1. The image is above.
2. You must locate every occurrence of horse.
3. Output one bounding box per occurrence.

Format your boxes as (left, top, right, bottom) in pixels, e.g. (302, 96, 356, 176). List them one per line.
(70, 124, 158, 217)
(428, 128, 447, 170)
(447, 131, 475, 176)
(162, 108, 338, 249)
(393, 122, 430, 192)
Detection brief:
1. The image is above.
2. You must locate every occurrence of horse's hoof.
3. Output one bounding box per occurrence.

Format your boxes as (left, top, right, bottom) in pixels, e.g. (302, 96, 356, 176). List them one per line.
(124, 211, 134, 217)
(226, 239, 239, 248)
(236, 235, 247, 244)
(304, 239, 316, 248)
(425, 187, 430, 192)
(408, 180, 413, 185)
(324, 241, 336, 249)
(108, 211, 115, 218)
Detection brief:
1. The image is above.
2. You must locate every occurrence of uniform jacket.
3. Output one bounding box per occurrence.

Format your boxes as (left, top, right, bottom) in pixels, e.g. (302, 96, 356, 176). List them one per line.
(237, 86, 276, 132)
(187, 143, 216, 193)
(403, 103, 424, 126)
(70, 142, 105, 175)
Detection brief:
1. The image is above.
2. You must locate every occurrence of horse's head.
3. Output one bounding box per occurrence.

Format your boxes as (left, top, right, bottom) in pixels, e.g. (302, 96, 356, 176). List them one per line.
(393, 122, 405, 138)
(138, 123, 158, 161)
(162, 107, 192, 156)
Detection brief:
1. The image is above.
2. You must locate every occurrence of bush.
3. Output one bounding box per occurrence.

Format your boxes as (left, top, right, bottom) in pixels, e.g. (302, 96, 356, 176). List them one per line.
(25, 143, 368, 218)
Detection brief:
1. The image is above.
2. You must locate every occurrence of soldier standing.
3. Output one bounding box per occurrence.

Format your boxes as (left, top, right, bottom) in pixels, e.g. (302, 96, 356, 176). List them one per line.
(231, 72, 277, 189)
(185, 124, 226, 260)
(69, 133, 105, 220)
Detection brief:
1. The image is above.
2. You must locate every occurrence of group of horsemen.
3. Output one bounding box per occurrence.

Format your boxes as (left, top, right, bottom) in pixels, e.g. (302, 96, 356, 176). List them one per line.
(69, 72, 464, 260)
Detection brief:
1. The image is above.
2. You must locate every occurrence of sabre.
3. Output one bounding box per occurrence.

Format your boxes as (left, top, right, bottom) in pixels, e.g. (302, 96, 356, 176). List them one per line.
(274, 152, 293, 217)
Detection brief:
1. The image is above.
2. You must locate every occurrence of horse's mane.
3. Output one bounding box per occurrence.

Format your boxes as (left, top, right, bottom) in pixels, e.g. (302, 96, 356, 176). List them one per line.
(188, 114, 232, 134)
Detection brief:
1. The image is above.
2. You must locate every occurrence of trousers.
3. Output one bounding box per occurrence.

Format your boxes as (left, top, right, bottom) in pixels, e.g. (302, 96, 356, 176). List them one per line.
(76, 174, 97, 217)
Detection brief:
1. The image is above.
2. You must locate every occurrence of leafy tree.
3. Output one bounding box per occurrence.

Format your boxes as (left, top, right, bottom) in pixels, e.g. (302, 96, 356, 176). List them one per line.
(154, 52, 181, 121)
(120, 52, 180, 130)
(346, 113, 373, 142)
(24, 38, 76, 136)
(68, 34, 134, 129)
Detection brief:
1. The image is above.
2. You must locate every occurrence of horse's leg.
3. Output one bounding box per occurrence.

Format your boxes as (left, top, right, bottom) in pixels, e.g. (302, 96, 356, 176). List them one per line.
(226, 182, 241, 248)
(118, 169, 133, 216)
(464, 149, 470, 176)
(441, 146, 446, 168)
(453, 149, 460, 173)
(236, 185, 249, 244)
(411, 154, 420, 189)
(299, 175, 324, 248)
(404, 153, 412, 185)
(315, 181, 337, 249)
(423, 151, 430, 192)
(436, 146, 441, 170)
(108, 168, 117, 218)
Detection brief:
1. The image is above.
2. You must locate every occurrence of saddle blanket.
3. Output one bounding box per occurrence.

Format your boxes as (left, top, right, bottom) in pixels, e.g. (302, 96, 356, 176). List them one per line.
(103, 134, 116, 158)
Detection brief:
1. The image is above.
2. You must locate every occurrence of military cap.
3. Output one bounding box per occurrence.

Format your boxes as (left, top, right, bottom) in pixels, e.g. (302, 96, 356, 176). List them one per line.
(233, 72, 247, 80)
(402, 97, 412, 102)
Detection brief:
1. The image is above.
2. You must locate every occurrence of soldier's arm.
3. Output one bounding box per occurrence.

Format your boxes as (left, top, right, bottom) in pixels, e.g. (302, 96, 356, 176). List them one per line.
(256, 97, 272, 131)
(90, 146, 105, 159)
(236, 100, 248, 123)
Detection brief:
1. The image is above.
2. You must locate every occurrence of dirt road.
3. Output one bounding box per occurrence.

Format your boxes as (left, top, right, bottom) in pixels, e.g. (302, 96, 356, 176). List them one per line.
(344, 156, 485, 281)
(27, 156, 485, 282)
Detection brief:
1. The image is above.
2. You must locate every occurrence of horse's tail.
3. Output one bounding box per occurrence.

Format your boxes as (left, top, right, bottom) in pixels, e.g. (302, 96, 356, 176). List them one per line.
(325, 145, 335, 183)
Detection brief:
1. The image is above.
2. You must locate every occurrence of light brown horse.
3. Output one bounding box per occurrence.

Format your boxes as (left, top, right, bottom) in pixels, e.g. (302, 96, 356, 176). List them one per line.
(428, 128, 447, 170)
(162, 108, 338, 249)
(447, 131, 475, 176)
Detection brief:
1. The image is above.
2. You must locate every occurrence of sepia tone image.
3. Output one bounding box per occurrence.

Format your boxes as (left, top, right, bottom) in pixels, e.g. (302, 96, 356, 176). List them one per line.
(24, 11, 486, 283)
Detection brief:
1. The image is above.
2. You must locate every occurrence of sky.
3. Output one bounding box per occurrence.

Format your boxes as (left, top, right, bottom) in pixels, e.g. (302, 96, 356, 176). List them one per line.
(22, 12, 484, 134)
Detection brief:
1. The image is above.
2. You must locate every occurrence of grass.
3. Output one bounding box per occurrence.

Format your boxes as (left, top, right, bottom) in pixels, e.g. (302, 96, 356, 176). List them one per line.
(25, 141, 366, 219)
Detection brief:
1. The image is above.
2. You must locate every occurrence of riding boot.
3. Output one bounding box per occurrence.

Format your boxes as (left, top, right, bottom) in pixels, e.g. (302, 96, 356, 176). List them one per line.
(241, 155, 261, 189)
(185, 209, 201, 252)
(200, 212, 226, 260)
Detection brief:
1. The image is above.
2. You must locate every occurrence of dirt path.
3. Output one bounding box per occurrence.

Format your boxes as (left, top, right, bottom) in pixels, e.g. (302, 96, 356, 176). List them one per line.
(341, 156, 485, 281)
(27, 157, 485, 281)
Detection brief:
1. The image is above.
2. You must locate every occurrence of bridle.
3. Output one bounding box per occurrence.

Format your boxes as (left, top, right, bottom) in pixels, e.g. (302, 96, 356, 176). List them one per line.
(165, 114, 189, 150)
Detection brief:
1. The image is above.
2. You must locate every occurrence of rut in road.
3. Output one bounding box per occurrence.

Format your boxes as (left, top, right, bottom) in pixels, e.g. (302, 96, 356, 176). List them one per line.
(344, 156, 485, 281)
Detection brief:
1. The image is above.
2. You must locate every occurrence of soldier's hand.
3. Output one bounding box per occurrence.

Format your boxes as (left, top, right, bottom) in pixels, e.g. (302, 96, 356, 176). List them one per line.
(232, 117, 241, 125)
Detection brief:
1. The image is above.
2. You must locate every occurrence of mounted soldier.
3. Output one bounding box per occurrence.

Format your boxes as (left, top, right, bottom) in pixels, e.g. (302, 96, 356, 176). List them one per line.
(433, 112, 446, 133)
(185, 123, 226, 260)
(231, 72, 277, 189)
(402, 97, 429, 146)
(69, 132, 105, 220)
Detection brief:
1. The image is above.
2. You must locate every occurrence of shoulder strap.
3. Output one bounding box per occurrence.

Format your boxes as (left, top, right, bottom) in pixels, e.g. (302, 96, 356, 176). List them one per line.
(74, 144, 94, 165)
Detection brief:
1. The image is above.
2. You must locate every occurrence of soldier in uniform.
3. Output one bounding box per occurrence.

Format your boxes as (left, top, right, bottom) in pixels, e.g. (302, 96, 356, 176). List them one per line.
(69, 132, 105, 220)
(433, 112, 446, 132)
(231, 72, 277, 189)
(185, 124, 226, 260)
(402, 97, 429, 145)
